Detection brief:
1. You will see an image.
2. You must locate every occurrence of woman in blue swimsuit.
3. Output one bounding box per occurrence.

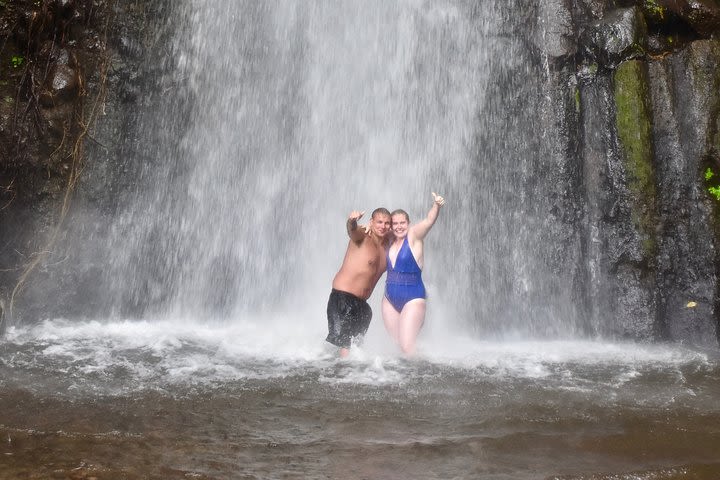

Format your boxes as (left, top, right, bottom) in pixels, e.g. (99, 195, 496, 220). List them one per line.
(382, 192, 445, 355)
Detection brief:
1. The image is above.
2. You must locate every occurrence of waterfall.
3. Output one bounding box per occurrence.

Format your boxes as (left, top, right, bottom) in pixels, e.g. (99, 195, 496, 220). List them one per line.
(104, 1, 587, 339)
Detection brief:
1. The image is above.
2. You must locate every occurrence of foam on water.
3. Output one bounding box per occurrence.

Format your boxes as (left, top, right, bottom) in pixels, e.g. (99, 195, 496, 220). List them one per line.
(2, 317, 715, 395)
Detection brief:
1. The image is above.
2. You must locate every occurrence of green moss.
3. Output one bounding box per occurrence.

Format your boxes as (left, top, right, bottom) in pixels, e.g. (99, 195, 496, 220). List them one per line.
(614, 59, 657, 257)
(642, 0, 666, 20)
(703, 164, 720, 244)
(641, 237, 655, 257)
(704, 166, 720, 200)
(709, 185, 720, 201)
(629, 42, 646, 57)
(697, 43, 720, 202)
(700, 42, 720, 244)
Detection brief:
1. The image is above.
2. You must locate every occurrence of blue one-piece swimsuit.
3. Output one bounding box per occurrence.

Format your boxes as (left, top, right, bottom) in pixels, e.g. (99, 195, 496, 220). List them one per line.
(385, 237, 426, 312)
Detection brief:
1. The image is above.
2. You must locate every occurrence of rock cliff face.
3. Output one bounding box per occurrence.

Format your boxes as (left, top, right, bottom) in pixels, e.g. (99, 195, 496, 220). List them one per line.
(0, 0, 110, 326)
(1, 0, 719, 346)
(0, 0, 176, 327)
(538, 0, 720, 345)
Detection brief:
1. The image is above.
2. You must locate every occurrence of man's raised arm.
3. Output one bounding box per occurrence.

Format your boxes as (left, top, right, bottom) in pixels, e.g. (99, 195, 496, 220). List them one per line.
(347, 210, 367, 242)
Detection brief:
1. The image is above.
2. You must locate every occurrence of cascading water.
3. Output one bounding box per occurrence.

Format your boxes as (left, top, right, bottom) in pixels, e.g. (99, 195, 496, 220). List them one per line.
(104, 0, 585, 340)
(3, 2, 720, 478)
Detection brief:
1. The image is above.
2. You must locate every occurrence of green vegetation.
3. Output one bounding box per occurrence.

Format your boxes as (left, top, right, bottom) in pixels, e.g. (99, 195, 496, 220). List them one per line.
(705, 167, 720, 201)
(643, 0, 666, 20)
(614, 59, 657, 256)
(11, 55, 24, 68)
(699, 43, 720, 205)
(709, 186, 720, 201)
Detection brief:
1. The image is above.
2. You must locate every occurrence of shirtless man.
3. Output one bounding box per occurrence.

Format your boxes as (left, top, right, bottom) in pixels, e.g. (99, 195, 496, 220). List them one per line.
(326, 208, 391, 357)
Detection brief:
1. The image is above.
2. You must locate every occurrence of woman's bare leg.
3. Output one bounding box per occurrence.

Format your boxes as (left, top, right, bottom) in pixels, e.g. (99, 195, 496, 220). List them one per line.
(382, 296, 401, 345)
(398, 299, 426, 356)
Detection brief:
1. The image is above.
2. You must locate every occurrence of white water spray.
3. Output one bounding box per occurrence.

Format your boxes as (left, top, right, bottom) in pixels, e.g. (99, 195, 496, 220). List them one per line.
(105, 1, 583, 340)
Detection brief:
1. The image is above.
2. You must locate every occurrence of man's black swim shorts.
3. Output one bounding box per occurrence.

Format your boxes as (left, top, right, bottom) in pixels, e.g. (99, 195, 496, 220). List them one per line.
(325, 289, 372, 348)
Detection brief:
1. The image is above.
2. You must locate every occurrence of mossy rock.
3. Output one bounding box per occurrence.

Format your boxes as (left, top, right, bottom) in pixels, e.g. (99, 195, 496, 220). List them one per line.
(640, 0, 670, 27)
(613, 59, 657, 255)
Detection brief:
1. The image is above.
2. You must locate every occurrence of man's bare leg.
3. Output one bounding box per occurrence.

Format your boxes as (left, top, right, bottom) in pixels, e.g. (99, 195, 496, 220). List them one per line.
(339, 347, 350, 358)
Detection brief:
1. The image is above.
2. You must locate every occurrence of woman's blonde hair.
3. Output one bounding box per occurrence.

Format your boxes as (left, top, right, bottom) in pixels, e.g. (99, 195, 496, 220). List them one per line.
(390, 209, 409, 223)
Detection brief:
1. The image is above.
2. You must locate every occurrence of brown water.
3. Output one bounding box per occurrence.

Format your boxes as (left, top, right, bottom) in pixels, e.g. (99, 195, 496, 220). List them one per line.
(1, 321, 719, 480)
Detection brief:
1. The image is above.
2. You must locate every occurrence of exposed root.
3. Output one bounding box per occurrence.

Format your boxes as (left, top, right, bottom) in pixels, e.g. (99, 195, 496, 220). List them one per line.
(8, 4, 112, 321)
(1, 180, 17, 211)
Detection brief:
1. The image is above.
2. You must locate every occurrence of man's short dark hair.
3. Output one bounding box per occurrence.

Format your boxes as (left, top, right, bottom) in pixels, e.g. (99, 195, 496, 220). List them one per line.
(371, 207, 391, 218)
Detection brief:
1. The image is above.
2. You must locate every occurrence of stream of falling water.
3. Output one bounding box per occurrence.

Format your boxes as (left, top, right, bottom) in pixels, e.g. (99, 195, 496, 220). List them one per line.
(2, 2, 719, 479)
(103, 0, 582, 337)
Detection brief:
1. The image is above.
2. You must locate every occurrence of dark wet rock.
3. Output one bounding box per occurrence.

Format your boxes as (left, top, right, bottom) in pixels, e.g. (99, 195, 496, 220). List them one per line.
(633, 0, 719, 54)
(571, 5, 719, 341)
(51, 0, 75, 11)
(646, 33, 679, 54)
(117, 34, 144, 58)
(535, 0, 576, 59)
(575, 0, 613, 20)
(659, 0, 720, 37)
(1, 0, 183, 322)
(41, 103, 74, 138)
(580, 72, 658, 340)
(613, 265, 657, 339)
(39, 64, 80, 107)
(49, 64, 79, 96)
(38, 43, 73, 65)
(647, 39, 720, 346)
(581, 7, 647, 68)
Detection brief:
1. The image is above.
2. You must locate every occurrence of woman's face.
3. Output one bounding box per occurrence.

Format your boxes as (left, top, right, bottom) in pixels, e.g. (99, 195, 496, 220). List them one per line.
(391, 214, 409, 238)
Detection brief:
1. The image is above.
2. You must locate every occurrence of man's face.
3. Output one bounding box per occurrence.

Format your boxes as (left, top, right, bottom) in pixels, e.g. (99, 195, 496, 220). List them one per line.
(391, 214, 409, 237)
(371, 214, 391, 238)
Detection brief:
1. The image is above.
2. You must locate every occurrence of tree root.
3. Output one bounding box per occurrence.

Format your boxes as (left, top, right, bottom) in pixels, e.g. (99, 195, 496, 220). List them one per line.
(7, 3, 112, 323)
